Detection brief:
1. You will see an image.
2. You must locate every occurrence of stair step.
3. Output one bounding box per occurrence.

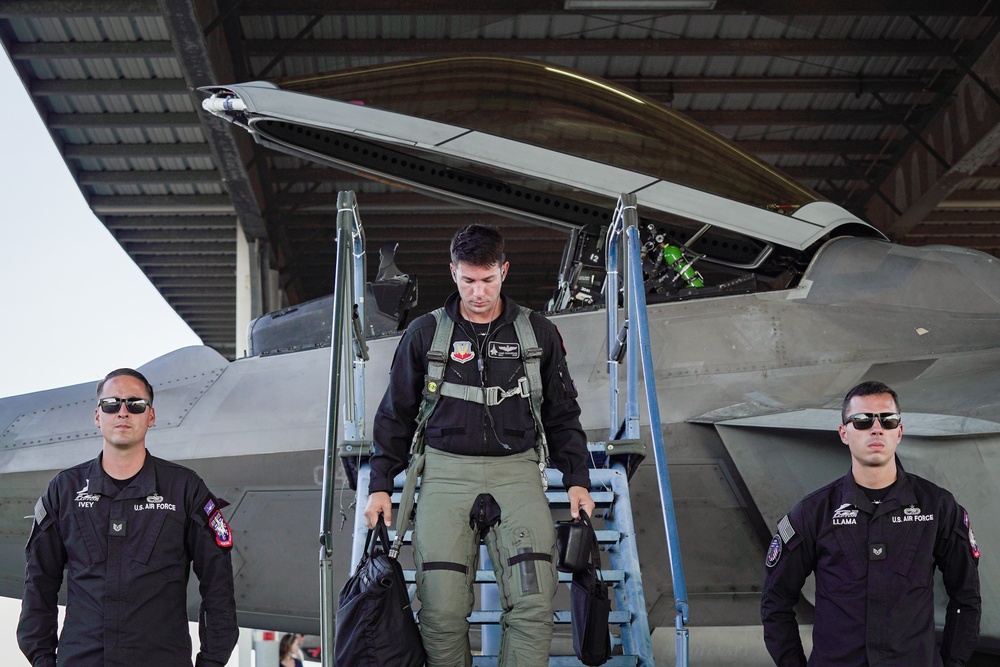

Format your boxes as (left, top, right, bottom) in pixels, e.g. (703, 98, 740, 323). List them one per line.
(389, 529, 622, 545)
(402, 569, 625, 584)
(472, 656, 638, 666)
(468, 610, 631, 625)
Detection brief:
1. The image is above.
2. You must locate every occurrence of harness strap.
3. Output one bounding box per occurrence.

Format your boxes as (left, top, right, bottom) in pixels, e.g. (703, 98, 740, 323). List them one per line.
(439, 375, 530, 406)
(512, 308, 550, 477)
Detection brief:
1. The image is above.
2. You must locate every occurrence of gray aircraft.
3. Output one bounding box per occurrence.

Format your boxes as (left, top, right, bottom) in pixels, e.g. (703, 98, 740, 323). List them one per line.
(1, 57, 997, 660)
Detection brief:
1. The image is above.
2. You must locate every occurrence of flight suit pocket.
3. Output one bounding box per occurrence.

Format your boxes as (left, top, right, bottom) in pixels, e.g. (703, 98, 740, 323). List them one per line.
(132, 511, 170, 565)
(70, 506, 107, 566)
(890, 520, 930, 583)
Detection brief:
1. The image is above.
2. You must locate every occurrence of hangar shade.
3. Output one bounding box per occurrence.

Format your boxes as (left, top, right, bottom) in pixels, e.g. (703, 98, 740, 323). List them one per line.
(281, 57, 821, 215)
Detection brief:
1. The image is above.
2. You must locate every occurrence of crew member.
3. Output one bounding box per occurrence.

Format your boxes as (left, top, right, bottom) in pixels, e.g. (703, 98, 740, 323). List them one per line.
(18, 368, 239, 667)
(761, 380, 981, 666)
(364, 224, 595, 666)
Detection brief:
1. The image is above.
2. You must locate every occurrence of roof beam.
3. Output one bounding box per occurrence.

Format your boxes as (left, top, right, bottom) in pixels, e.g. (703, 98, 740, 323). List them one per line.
(49, 112, 200, 129)
(9, 41, 174, 59)
(159, 0, 268, 241)
(79, 170, 221, 186)
(90, 194, 235, 215)
(234, 0, 1000, 16)
(620, 76, 945, 96)
(65, 143, 213, 159)
(103, 215, 237, 228)
(736, 139, 893, 155)
(244, 38, 959, 58)
(32, 78, 189, 96)
(0, 1, 159, 17)
(113, 228, 236, 242)
(864, 22, 1000, 236)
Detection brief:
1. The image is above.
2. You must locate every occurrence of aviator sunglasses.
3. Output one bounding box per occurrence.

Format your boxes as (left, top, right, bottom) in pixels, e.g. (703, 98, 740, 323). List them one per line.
(98, 397, 152, 414)
(843, 412, 901, 430)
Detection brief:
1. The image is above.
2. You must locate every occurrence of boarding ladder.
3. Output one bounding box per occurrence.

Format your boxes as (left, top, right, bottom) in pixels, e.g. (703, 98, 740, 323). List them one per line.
(319, 192, 690, 667)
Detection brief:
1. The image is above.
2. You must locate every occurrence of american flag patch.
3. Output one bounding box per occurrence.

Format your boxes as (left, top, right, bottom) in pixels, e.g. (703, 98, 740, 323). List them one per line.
(778, 515, 796, 544)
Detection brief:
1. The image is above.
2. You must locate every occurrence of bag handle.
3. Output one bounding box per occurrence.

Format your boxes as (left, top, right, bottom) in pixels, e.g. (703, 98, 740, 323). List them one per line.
(577, 509, 604, 581)
(358, 514, 393, 572)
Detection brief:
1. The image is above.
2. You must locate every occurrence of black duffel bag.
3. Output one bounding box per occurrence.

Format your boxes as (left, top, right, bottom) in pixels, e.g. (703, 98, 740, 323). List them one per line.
(334, 515, 425, 667)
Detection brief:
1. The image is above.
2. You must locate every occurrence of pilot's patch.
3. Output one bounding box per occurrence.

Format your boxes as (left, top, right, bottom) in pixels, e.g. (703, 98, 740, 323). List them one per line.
(765, 534, 782, 568)
(204, 499, 216, 516)
(488, 341, 520, 359)
(451, 341, 475, 364)
(965, 510, 980, 559)
(209, 509, 233, 548)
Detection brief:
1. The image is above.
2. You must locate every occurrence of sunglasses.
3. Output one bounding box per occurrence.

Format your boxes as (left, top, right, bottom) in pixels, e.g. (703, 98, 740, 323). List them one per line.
(843, 412, 901, 430)
(98, 397, 152, 414)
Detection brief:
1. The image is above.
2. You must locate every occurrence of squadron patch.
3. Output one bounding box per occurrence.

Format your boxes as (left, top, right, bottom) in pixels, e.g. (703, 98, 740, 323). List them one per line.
(209, 509, 233, 548)
(965, 510, 980, 559)
(450, 341, 475, 364)
(766, 534, 782, 568)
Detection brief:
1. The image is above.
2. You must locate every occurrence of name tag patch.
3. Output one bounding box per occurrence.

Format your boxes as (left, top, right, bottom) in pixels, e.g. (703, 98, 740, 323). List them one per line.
(488, 341, 520, 359)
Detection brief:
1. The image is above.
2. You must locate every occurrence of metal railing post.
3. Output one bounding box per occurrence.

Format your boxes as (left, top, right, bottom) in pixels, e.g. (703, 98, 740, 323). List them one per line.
(606, 193, 690, 666)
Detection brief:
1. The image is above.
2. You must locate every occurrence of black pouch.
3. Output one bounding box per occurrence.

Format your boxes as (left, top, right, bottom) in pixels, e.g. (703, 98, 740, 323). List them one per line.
(556, 509, 596, 573)
(569, 509, 612, 666)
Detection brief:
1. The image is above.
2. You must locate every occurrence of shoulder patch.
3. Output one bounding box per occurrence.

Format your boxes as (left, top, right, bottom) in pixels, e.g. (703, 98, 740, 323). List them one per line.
(766, 534, 782, 567)
(209, 509, 233, 548)
(34, 497, 46, 524)
(778, 514, 796, 544)
(965, 510, 980, 560)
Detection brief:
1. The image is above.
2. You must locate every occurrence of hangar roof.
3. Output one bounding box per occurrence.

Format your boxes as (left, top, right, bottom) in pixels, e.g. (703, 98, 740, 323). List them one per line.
(2, 1, 998, 358)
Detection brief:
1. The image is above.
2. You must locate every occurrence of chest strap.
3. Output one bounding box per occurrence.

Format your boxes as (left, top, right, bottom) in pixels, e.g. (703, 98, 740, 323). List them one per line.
(439, 375, 531, 406)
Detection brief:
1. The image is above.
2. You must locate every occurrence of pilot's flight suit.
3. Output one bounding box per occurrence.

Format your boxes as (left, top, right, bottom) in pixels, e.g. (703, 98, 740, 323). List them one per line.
(370, 292, 591, 666)
(17, 453, 239, 667)
(761, 462, 981, 667)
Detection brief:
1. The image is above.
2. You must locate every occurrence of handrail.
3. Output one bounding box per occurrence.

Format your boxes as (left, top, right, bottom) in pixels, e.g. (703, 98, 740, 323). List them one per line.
(319, 191, 369, 667)
(606, 193, 690, 666)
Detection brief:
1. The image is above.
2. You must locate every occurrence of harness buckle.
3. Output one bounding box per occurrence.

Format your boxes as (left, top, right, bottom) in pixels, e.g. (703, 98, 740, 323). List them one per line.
(484, 377, 531, 406)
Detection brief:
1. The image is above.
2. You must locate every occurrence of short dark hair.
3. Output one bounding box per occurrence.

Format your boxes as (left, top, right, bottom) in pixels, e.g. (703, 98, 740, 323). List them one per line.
(841, 380, 899, 423)
(96, 368, 154, 404)
(450, 224, 505, 268)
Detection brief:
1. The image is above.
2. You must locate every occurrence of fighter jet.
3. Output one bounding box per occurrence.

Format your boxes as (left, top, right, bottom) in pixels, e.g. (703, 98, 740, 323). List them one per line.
(2, 57, 997, 659)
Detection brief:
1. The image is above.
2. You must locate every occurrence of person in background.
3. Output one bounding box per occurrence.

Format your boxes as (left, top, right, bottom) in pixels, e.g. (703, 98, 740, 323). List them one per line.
(761, 380, 981, 666)
(280, 633, 304, 667)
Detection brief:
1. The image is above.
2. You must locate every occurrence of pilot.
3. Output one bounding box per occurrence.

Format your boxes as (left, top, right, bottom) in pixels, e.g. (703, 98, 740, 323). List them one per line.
(761, 380, 981, 666)
(364, 223, 595, 666)
(17, 368, 239, 667)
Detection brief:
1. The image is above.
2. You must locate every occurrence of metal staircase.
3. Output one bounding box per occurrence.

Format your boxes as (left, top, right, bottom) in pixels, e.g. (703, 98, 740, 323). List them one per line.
(320, 191, 690, 667)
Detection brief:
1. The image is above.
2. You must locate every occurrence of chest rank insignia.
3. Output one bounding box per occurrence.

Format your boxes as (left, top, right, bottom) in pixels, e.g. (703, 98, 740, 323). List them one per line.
(451, 341, 475, 364)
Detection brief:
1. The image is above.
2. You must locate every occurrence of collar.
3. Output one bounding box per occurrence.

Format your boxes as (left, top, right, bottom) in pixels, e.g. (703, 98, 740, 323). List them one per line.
(86, 451, 158, 500)
(444, 291, 519, 327)
(840, 456, 917, 517)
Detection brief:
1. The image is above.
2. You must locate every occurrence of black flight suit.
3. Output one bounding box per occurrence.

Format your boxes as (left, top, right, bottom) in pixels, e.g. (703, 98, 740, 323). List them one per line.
(761, 461, 981, 667)
(17, 452, 239, 667)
